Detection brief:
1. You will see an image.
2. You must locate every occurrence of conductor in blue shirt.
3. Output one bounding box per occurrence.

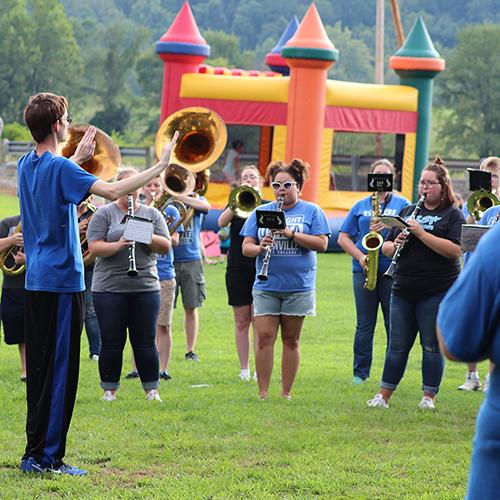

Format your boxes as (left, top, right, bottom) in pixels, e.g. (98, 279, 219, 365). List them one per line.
(17, 92, 177, 476)
(437, 222, 500, 500)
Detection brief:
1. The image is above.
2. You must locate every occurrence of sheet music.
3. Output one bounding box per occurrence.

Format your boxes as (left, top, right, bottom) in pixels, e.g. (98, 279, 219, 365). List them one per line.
(123, 217, 154, 244)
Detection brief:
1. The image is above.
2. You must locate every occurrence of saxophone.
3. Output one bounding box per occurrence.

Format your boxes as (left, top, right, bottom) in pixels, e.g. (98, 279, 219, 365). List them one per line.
(361, 192, 384, 291)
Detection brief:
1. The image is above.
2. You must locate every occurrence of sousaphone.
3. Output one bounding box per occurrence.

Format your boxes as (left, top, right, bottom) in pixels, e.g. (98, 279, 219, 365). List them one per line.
(58, 124, 121, 181)
(155, 107, 227, 174)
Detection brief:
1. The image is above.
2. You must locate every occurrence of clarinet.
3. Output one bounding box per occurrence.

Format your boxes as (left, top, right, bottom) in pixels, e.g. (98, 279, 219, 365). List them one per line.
(127, 194, 138, 277)
(384, 194, 426, 279)
(257, 196, 285, 281)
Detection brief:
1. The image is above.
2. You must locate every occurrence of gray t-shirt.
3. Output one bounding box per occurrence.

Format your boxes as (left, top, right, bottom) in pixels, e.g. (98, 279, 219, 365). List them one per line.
(87, 203, 169, 293)
(0, 215, 25, 289)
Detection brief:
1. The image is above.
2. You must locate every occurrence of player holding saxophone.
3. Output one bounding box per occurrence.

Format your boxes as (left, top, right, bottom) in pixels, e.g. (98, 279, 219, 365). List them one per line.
(338, 160, 409, 385)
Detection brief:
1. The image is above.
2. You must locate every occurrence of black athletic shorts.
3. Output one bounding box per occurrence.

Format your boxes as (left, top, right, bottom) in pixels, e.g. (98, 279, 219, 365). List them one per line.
(1, 287, 25, 344)
(225, 268, 255, 306)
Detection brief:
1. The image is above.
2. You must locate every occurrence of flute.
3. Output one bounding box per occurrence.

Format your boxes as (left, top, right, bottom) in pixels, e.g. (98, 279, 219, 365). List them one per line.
(257, 196, 285, 281)
(384, 194, 426, 279)
(127, 194, 138, 277)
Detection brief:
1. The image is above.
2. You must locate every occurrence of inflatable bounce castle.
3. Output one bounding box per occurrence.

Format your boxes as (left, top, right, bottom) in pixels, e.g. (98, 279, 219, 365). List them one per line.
(155, 2, 445, 240)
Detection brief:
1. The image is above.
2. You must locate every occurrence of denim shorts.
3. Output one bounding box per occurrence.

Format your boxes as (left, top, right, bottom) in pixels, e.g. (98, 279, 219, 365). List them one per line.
(253, 289, 316, 317)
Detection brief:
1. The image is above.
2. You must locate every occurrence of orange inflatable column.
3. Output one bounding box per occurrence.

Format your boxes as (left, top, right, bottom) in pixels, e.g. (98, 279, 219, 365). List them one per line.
(282, 4, 338, 202)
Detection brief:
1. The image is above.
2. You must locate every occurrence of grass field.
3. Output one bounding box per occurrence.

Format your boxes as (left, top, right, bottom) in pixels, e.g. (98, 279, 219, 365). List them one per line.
(0, 192, 483, 498)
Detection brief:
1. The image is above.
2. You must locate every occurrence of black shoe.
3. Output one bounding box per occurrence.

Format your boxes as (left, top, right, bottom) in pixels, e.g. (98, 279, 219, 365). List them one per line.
(160, 371, 172, 380)
(185, 351, 200, 362)
(125, 370, 139, 379)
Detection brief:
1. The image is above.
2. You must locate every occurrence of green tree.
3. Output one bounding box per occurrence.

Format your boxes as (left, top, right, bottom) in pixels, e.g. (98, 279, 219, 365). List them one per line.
(0, 0, 36, 121)
(325, 23, 373, 83)
(28, 0, 83, 99)
(439, 24, 500, 157)
(204, 30, 255, 68)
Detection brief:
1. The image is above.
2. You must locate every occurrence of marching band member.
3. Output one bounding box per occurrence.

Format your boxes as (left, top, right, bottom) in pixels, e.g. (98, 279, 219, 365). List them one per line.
(18, 92, 177, 475)
(437, 222, 500, 500)
(338, 160, 409, 385)
(171, 179, 211, 362)
(77, 196, 101, 361)
(218, 165, 266, 381)
(146, 177, 184, 381)
(459, 156, 499, 392)
(241, 159, 330, 400)
(0, 215, 26, 381)
(367, 157, 465, 410)
(87, 168, 170, 402)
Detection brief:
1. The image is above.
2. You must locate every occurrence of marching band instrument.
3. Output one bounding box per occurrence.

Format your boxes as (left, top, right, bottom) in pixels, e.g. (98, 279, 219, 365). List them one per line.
(258, 196, 285, 281)
(155, 107, 227, 174)
(467, 190, 499, 222)
(361, 192, 384, 291)
(79, 199, 97, 267)
(59, 124, 121, 181)
(229, 185, 262, 219)
(127, 194, 138, 277)
(384, 194, 426, 279)
(0, 223, 25, 276)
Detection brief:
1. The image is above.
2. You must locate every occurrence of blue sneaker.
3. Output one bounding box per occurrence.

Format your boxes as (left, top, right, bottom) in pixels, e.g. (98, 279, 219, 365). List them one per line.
(353, 376, 366, 385)
(20, 457, 47, 474)
(53, 463, 88, 476)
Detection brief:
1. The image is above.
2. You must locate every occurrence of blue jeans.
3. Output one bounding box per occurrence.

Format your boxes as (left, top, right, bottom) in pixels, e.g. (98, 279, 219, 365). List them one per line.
(84, 269, 101, 356)
(381, 292, 445, 395)
(93, 291, 160, 391)
(352, 272, 391, 380)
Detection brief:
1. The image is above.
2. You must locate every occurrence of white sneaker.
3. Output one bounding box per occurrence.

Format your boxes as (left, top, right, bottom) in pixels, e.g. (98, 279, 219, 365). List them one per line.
(418, 396, 435, 410)
(367, 393, 388, 408)
(102, 391, 116, 402)
(483, 374, 490, 392)
(458, 373, 481, 391)
(146, 389, 163, 402)
(90, 354, 99, 362)
(239, 369, 251, 382)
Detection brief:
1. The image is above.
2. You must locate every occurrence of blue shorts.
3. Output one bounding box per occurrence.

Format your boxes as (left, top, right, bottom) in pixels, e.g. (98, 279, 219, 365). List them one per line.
(253, 290, 316, 317)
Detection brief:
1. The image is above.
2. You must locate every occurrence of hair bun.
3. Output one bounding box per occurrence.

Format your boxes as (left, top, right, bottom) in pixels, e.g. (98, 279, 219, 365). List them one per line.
(434, 155, 444, 165)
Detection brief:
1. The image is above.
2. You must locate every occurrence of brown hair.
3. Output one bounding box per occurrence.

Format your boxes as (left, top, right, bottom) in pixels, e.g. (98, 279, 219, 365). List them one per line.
(423, 156, 455, 208)
(265, 158, 310, 189)
(23, 92, 68, 143)
(370, 158, 395, 175)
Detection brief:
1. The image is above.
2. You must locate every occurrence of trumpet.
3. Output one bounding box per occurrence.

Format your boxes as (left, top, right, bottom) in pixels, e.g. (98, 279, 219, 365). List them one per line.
(228, 185, 261, 219)
(0, 222, 25, 277)
(384, 194, 426, 279)
(361, 192, 384, 291)
(258, 196, 285, 281)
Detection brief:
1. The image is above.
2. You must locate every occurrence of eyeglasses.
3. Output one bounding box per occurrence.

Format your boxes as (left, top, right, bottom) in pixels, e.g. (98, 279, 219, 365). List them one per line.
(59, 114, 72, 125)
(271, 181, 297, 190)
(418, 180, 440, 187)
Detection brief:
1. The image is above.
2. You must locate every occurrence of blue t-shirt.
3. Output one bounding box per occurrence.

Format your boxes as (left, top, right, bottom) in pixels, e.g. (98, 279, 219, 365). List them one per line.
(339, 193, 409, 273)
(172, 197, 207, 263)
(157, 204, 184, 280)
(479, 205, 500, 226)
(240, 200, 331, 292)
(437, 222, 500, 365)
(17, 150, 97, 292)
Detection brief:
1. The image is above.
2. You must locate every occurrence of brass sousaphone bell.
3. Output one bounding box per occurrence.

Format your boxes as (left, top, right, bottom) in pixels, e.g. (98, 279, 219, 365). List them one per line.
(59, 124, 121, 181)
(58, 124, 122, 265)
(155, 107, 227, 174)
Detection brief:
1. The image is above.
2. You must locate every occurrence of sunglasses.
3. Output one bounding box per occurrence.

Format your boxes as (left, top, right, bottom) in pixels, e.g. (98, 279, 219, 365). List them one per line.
(271, 181, 297, 190)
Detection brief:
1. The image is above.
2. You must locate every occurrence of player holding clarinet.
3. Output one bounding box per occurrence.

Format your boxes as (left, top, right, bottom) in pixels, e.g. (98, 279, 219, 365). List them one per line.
(241, 159, 330, 401)
(367, 157, 465, 410)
